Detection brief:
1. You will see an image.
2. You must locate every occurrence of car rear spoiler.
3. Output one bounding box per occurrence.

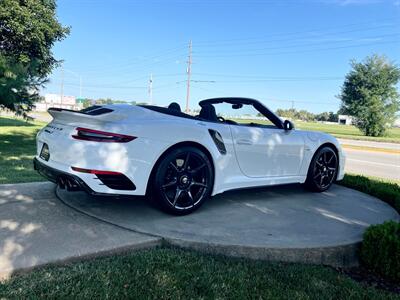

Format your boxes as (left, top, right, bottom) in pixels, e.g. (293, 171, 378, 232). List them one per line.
(47, 107, 126, 126)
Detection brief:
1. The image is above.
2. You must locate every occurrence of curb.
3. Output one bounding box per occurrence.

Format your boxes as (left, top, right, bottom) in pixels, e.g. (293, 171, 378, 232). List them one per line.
(56, 188, 362, 268)
(0, 239, 162, 280)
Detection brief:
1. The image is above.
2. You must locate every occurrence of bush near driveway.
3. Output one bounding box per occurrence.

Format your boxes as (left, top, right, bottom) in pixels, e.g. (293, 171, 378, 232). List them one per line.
(361, 221, 400, 282)
(339, 174, 400, 283)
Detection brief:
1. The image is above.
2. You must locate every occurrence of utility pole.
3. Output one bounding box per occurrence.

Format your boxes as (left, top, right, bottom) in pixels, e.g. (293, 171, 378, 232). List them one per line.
(60, 65, 64, 108)
(148, 73, 153, 105)
(185, 40, 192, 113)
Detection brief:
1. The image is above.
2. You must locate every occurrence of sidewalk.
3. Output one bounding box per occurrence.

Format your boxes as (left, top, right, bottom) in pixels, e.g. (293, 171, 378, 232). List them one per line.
(0, 182, 161, 279)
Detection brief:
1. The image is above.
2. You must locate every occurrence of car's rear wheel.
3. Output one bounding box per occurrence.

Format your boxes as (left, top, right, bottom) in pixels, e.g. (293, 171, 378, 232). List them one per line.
(152, 146, 213, 215)
(305, 146, 338, 192)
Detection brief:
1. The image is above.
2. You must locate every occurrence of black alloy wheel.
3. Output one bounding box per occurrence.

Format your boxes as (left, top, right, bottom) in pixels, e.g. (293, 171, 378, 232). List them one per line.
(305, 146, 338, 192)
(153, 146, 213, 215)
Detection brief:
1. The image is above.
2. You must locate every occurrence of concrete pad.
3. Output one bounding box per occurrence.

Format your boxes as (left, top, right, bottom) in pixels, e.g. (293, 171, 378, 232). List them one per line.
(59, 184, 399, 267)
(0, 182, 161, 279)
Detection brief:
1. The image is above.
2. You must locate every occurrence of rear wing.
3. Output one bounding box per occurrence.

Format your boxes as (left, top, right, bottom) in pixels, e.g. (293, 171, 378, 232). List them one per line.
(47, 106, 126, 126)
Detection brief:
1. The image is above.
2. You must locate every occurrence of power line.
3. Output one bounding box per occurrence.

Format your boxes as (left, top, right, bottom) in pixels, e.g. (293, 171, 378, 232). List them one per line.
(80, 45, 187, 73)
(193, 33, 400, 55)
(194, 17, 398, 46)
(195, 40, 399, 58)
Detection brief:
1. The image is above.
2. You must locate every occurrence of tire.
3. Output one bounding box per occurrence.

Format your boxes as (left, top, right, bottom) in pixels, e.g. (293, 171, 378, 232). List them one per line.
(152, 146, 214, 215)
(305, 146, 338, 192)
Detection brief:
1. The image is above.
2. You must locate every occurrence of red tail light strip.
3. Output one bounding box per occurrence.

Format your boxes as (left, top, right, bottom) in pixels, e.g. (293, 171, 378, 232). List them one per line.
(71, 166, 122, 175)
(72, 127, 136, 143)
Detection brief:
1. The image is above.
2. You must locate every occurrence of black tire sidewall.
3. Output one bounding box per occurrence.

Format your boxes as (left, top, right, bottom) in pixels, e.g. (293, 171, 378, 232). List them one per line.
(153, 146, 214, 215)
(306, 146, 338, 192)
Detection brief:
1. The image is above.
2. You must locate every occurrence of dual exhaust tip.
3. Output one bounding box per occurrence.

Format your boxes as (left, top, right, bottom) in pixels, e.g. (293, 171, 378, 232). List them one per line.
(57, 176, 81, 191)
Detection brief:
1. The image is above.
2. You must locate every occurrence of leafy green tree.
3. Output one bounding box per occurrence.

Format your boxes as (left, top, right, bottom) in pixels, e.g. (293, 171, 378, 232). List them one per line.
(327, 112, 338, 122)
(0, 0, 69, 117)
(339, 55, 400, 136)
(315, 111, 338, 122)
(0, 56, 42, 117)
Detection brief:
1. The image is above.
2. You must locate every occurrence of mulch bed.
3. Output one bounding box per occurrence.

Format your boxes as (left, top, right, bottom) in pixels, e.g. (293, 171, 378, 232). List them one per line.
(335, 266, 400, 294)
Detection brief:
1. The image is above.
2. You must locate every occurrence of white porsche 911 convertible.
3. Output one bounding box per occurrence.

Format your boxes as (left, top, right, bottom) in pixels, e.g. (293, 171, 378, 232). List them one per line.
(34, 97, 345, 215)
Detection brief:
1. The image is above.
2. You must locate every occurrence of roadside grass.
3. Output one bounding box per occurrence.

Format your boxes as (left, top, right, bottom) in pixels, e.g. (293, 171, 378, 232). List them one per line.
(0, 116, 46, 184)
(1, 247, 398, 299)
(233, 118, 400, 143)
(296, 121, 400, 143)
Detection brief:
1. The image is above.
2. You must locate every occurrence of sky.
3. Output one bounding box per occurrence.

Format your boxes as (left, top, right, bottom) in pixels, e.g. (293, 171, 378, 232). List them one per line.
(44, 0, 400, 113)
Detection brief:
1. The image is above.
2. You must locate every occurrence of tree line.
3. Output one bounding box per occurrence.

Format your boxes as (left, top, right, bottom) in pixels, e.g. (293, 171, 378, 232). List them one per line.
(275, 109, 339, 123)
(0, 1, 399, 136)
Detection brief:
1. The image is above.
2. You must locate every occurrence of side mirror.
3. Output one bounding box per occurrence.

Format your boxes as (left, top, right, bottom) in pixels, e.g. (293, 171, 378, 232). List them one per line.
(283, 120, 294, 131)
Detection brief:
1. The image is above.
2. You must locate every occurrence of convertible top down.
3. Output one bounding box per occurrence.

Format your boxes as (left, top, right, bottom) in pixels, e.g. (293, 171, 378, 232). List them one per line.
(34, 97, 345, 214)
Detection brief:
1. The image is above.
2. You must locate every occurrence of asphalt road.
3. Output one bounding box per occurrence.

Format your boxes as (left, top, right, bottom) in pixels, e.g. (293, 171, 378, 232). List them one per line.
(343, 148, 400, 181)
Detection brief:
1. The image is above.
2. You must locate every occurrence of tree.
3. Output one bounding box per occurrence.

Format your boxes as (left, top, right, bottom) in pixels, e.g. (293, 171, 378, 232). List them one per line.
(0, 0, 69, 117)
(0, 56, 42, 116)
(339, 55, 400, 136)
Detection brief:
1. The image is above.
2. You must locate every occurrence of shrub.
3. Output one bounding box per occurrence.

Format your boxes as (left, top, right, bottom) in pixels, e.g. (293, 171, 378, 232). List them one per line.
(360, 221, 400, 282)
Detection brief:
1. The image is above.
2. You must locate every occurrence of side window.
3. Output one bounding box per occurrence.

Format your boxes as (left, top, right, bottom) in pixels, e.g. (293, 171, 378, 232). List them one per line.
(213, 103, 278, 128)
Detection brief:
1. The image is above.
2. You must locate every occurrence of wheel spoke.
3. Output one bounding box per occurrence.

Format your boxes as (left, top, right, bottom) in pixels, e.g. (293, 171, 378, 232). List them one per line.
(328, 167, 336, 172)
(191, 181, 207, 188)
(162, 180, 177, 189)
(186, 190, 194, 204)
(327, 154, 334, 164)
(183, 152, 191, 171)
(320, 175, 324, 186)
(323, 152, 327, 164)
(313, 172, 322, 180)
(169, 162, 179, 173)
(172, 188, 183, 206)
(190, 163, 206, 174)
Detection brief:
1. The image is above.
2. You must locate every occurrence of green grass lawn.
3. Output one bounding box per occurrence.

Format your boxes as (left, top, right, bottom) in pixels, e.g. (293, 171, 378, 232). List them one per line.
(296, 121, 400, 143)
(0, 116, 46, 184)
(234, 118, 400, 143)
(1, 247, 398, 299)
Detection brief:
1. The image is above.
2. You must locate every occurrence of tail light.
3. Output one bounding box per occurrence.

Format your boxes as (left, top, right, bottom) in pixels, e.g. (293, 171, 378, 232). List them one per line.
(71, 166, 123, 175)
(72, 127, 136, 143)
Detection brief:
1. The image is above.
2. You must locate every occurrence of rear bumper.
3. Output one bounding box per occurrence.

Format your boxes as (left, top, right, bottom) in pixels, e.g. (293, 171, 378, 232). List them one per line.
(33, 158, 127, 197)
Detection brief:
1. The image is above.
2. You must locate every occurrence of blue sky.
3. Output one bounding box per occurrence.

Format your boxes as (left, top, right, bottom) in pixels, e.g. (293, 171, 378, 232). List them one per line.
(44, 0, 400, 113)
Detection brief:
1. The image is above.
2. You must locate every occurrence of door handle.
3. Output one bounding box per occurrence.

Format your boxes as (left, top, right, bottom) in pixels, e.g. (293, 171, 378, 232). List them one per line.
(236, 139, 253, 145)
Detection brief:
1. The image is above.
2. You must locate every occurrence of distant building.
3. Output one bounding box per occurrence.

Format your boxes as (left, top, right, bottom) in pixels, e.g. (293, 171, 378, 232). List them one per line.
(338, 115, 353, 125)
(34, 94, 82, 112)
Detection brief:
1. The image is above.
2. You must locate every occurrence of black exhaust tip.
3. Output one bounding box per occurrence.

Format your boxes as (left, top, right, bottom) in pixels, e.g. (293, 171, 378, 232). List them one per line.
(57, 176, 66, 189)
(65, 177, 81, 191)
(58, 176, 81, 191)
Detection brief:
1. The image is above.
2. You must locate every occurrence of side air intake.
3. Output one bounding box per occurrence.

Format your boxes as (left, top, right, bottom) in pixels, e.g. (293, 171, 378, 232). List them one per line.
(208, 129, 227, 155)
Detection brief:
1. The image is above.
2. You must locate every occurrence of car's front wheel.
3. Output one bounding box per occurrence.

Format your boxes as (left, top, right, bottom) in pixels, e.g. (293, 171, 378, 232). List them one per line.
(152, 146, 214, 215)
(305, 146, 338, 192)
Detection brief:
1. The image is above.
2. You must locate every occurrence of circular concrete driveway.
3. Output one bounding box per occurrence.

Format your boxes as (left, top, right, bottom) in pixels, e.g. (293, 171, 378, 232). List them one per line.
(57, 184, 399, 267)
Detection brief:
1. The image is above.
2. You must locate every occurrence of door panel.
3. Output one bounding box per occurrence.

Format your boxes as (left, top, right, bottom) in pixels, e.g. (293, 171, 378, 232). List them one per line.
(230, 125, 305, 178)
